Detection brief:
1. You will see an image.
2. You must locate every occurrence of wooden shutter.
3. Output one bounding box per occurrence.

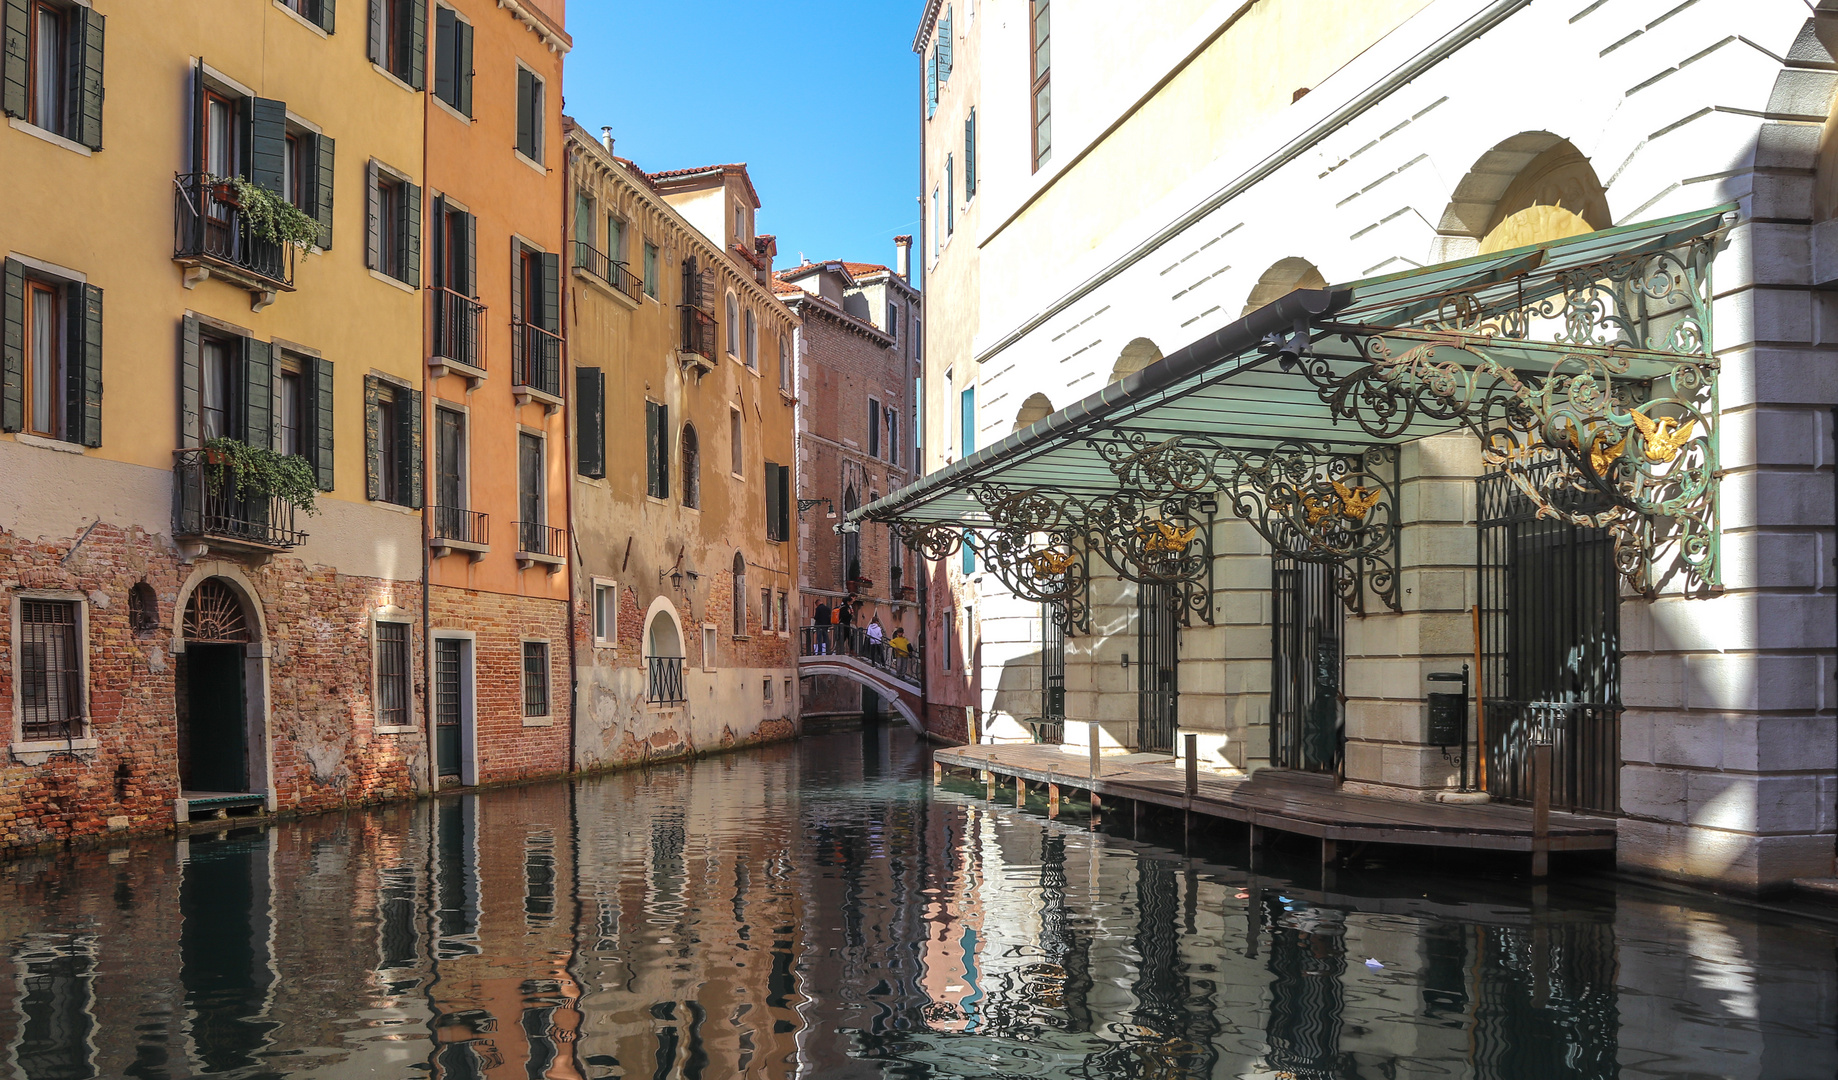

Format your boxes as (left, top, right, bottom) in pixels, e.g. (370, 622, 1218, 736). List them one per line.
(434, 7, 455, 105)
(938, 7, 952, 79)
(243, 337, 274, 450)
(191, 60, 206, 173)
(516, 68, 534, 158)
(407, 0, 427, 90)
(645, 400, 660, 497)
(244, 97, 289, 193)
(867, 398, 879, 458)
(765, 462, 781, 542)
(538, 251, 560, 332)
(363, 375, 381, 500)
(429, 194, 445, 289)
(312, 135, 335, 249)
(365, 159, 381, 270)
(0, 259, 22, 432)
(0, 0, 26, 119)
(925, 47, 936, 119)
(317, 0, 336, 34)
(65, 283, 102, 447)
(401, 386, 423, 508)
(310, 357, 335, 489)
(402, 181, 422, 287)
(576, 366, 604, 479)
(179, 315, 202, 446)
(368, 0, 384, 65)
(456, 19, 473, 117)
(461, 209, 476, 296)
(965, 108, 976, 196)
(72, 6, 104, 150)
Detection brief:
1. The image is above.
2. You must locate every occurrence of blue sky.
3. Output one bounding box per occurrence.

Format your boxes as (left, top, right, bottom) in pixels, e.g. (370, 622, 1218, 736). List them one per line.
(563, 2, 923, 274)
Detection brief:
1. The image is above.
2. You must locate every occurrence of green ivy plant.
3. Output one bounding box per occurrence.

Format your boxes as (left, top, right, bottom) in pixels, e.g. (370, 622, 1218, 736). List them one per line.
(203, 437, 320, 515)
(205, 174, 321, 251)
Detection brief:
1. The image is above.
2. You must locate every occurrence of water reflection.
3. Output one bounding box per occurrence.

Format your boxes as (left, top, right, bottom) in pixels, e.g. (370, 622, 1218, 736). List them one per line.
(0, 727, 1833, 1079)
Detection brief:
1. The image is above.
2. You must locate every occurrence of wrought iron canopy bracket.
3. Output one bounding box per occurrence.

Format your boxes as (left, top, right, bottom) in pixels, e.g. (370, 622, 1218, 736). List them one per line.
(896, 521, 1094, 634)
(796, 497, 833, 516)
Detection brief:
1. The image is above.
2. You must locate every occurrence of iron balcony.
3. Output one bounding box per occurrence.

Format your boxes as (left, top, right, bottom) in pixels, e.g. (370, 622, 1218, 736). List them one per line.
(680, 306, 717, 365)
(172, 448, 307, 554)
(511, 318, 563, 407)
(172, 172, 296, 293)
(431, 287, 486, 382)
(514, 521, 566, 572)
(573, 242, 644, 303)
(429, 506, 488, 560)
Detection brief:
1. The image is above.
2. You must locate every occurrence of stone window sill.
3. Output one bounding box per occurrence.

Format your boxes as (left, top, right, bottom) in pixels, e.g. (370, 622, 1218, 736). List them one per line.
(13, 737, 98, 764)
(523, 716, 555, 728)
(375, 725, 419, 735)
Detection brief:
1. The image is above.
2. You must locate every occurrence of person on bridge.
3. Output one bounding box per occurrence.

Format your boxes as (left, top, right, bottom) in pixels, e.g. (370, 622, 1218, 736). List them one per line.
(838, 595, 856, 655)
(889, 626, 910, 657)
(812, 600, 831, 654)
(865, 619, 884, 665)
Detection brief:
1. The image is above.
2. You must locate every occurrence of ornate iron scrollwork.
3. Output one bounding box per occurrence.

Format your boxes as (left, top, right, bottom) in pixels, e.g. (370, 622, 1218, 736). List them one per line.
(895, 521, 1093, 633)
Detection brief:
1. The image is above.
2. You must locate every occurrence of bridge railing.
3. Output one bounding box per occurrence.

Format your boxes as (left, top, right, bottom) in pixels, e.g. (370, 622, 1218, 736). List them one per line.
(798, 625, 921, 686)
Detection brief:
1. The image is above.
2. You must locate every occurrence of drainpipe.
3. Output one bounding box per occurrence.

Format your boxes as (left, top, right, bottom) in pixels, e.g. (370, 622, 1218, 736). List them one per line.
(563, 142, 580, 778)
(421, 79, 434, 797)
(1831, 405, 1836, 861)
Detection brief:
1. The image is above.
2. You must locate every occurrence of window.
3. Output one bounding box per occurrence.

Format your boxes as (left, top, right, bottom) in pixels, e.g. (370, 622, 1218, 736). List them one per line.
(643, 242, 659, 298)
(868, 397, 881, 458)
(764, 462, 790, 542)
(516, 66, 544, 163)
(734, 204, 745, 243)
(366, 375, 423, 507)
(200, 335, 242, 442)
(376, 622, 410, 728)
(961, 384, 976, 456)
(607, 215, 625, 264)
(1031, 0, 1052, 170)
(576, 366, 605, 479)
(944, 608, 955, 671)
(729, 407, 743, 477)
(761, 587, 773, 632)
(434, 404, 465, 513)
(21, 279, 60, 439)
(732, 553, 747, 636)
(681, 424, 700, 509)
(573, 191, 595, 268)
(925, 41, 937, 120)
(946, 154, 954, 236)
(371, 0, 427, 89)
(725, 292, 739, 356)
(764, 678, 774, 703)
(938, 6, 954, 81)
(6, 0, 105, 149)
(745, 311, 758, 370)
(17, 598, 83, 741)
(522, 641, 549, 717)
(278, 361, 306, 457)
(930, 187, 940, 263)
(645, 400, 669, 498)
(778, 333, 791, 393)
(965, 107, 977, 197)
(963, 531, 976, 575)
(191, 74, 335, 249)
(513, 242, 561, 394)
(519, 431, 544, 539)
(593, 582, 616, 643)
(777, 591, 788, 632)
(888, 408, 900, 468)
(368, 162, 422, 286)
(433, 5, 474, 116)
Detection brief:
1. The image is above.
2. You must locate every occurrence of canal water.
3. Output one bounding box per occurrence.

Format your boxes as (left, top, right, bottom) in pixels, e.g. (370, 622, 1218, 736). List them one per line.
(1, 727, 1834, 1079)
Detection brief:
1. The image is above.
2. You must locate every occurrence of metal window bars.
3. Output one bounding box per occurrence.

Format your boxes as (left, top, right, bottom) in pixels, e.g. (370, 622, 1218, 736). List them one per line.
(647, 655, 686, 704)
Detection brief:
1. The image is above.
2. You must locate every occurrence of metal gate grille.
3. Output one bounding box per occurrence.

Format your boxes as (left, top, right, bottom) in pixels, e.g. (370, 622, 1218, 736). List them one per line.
(1040, 603, 1067, 744)
(1478, 464, 1621, 812)
(1272, 556, 1343, 773)
(1137, 583, 1177, 754)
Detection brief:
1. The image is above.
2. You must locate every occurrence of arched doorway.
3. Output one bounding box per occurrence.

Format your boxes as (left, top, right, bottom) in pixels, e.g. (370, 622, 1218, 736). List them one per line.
(643, 601, 686, 705)
(179, 577, 260, 795)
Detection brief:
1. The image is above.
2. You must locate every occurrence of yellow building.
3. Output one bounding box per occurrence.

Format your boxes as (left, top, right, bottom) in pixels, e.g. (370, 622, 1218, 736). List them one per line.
(0, 0, 429, 842)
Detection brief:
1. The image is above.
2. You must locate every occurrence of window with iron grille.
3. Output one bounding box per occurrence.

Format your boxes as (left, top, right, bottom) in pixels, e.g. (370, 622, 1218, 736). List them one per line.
(522, 640, 549, 717)
(376, 621, 410, 728)
(18, 599, 82, 741)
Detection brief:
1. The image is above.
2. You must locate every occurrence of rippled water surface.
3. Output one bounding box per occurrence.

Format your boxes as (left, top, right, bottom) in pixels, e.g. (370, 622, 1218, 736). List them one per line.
(2, 727, 1835, 1078)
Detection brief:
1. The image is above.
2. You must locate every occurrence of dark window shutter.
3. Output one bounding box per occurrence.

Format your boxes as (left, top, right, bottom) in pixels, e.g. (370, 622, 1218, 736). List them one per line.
(925, 47, 936, 119)
(312, 134, 335, 249)
(244, 97, 288, 193)
(776, 464, 791, 541)
(73, 6, 103, 150)
(867, 398, 879, 458)
(311, 356, 335, 489)
(179, 315, 201, 446)
(939, 8, 952, 79)
(434, 7, 455, 105)
(407, 0, 427, 90)
(429, 194, 446, 289)
(456, 19, 473, 117)
(965, 107, 976, 196)
(645, 400, 660, 497)
(576, 366, 604, 479)
(365, 159, 381, 270)
(765, 462, 780, 541)
(243, 337, 274, 450)
(191, 59, 205, 173)
(363, 375, 381, 500)
(317, 0, 336, 34)
(64, 283, 101, 447)
(402, 386, 423, 508)
(510, 242, 525, 324)
(516, 68, 534, 158)
(402, 181, 421, 287)
(367, 0, 384, 65)
(0, 259, 23, 432)
(538, 251, 559, 331)
(0, 0, 26, 120)
(461, 209, 476, 296)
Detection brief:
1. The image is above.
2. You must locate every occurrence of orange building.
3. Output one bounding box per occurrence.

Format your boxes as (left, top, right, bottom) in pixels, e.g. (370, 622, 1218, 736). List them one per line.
(422, 0, 573, 787)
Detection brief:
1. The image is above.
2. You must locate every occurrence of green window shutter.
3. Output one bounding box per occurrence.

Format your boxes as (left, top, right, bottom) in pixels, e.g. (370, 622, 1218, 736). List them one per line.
(539, 251, 560, 332)
(429, 194, 446, 289)
(64, 283, 102, 447)
(407, 0, 427, 90)
(939, 8, 952, 80)
(645, 400, 658, 496)
(191, 59, 205, 173)
(179, 315, 201, 446)
(317, 0, 335, 34)
(312, 134, 335, 249)
(965, 108, 976, 196)
(367, 0, 384, 65)
(365, 159, 381, 270)
(402, 181, 421, 287)
(461, 209, 476, 296)
(576, 366, 604, 479)
(311, 357, 335, 490)
(516, 69, 534, 158)
(363, 375, 381, 499)
(925, 49, 936, 119)
(778, 464, 791, 541)
(402, 386, 423, 508)
(765, 462, 780, 541)
(434, 6, 455, 105)
(243, 337, 274, 450)
(456, 19, 473, 117)
(1, 259, 22, 432)
(73, 7, 104, 150)
(244, 97, 289, 193)
(1, 0, 26, 120)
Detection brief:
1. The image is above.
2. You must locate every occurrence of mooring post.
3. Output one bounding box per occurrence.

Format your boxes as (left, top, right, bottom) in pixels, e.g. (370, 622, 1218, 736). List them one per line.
(933, 760, 942, 786)
(1048, 782, 1060, 819)
(1183, 733, 1198, 845)
(1015, 777, 1026, 809)
(1088, 725, 1103, 828)
(1531, 742, 1552, 877)
(985, 770, 995, 800)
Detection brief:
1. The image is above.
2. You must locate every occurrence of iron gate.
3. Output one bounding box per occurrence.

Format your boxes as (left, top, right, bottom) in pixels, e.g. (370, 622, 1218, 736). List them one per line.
(1477, 463, 1621, 813)
(1137, 583, 1178, 754)
(1272, 556, 1344, 774)
(1040, 603, 1067, 744)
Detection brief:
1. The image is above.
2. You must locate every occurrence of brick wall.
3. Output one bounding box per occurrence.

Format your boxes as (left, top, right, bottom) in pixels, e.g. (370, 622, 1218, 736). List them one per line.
(430, 586, 572, 785)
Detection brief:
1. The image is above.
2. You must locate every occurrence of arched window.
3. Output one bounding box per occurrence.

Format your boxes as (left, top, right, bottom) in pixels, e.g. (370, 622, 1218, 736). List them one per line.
(1433, 133, 1610, 261)
(726, 291, 739, 355)
(732, 553, 747, 635)
(1242, 258, 1328, 317)
(1108, 339, 1161, 383)
(681, 424, 700, 508)
(128, 581, 159, 635)
(745, 310, 758, 369)
(1013, 392, 1054, 431)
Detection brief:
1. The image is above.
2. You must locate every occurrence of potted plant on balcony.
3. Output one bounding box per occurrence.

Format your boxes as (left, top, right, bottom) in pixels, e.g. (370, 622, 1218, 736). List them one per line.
(202, 437, 320, 515)
(202, 175, 321, 251)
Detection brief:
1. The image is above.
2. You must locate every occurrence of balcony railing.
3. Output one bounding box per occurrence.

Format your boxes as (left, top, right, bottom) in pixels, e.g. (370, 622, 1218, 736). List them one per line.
(511, 318, 563, 399)
(173, 448, 307, 552)
(431, 506, 488, 547)
(647, 656, 687, 704)
(799, 624, 921, 684)
(172, 172, 296, 290)
(514, 521, 566, 559)
(680, 306, 717, 360)
(574, 242, 645, 302)
(432, 287, 485, 372)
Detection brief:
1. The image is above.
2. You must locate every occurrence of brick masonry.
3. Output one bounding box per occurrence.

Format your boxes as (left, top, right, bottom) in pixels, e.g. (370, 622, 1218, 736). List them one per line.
(430, 585, 573, 785)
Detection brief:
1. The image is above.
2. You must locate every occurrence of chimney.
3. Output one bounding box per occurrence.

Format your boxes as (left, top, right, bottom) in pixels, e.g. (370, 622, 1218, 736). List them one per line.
(601, 126, 614, 154)
(894, 235, 912, 281)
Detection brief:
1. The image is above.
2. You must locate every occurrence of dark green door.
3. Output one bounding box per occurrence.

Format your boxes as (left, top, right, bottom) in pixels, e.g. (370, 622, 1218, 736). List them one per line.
(435, 637, 463, 780)
(185, 644, 247, 792)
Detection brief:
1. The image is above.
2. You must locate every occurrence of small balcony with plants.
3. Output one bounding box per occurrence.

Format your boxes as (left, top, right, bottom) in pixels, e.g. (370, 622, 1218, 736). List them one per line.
(173, 173, 316, 308)
(511, 317, 564, 411)
(430, 288, 487, 387)
(173, 440, 316, 559)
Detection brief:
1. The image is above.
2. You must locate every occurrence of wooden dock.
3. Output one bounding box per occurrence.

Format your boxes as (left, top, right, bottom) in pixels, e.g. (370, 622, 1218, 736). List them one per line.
(933, 742, 1616, 876)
